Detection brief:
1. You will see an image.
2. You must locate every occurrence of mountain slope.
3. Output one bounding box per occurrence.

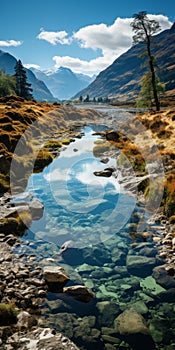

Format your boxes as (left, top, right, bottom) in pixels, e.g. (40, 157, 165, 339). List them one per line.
(0, 50, 55, 101)
(74, 23, 175, 101)
(32, 66, 94, 100)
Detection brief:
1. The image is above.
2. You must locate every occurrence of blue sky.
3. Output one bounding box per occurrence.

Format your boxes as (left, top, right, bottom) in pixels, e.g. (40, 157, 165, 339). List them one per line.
(1, 0, 174, 75)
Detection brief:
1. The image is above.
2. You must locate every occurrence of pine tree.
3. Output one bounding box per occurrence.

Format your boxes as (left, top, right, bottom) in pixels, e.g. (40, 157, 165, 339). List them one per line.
(14, 60, 33, 100)
(131, 11, 161, 111)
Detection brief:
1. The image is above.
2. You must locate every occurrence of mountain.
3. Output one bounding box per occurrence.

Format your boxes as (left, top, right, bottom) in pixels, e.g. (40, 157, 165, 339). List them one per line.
(31, 66, 95, 100)
(74, 23, 175, 101)
(0, 50, 55, 101)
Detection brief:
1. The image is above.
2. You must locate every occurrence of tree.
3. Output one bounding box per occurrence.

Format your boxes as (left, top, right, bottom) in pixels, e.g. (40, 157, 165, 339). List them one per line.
(0, 70, 16, 97)
(137, 72, 165, 108)
(79, 95, 83, 102)
(131, 11, 161, 111)
(84, 94, 90, 102)
(14, 60, 33, 100)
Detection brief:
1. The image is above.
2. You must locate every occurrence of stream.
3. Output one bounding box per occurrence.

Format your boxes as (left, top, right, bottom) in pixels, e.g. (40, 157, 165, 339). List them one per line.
(12, 110, 175, 350)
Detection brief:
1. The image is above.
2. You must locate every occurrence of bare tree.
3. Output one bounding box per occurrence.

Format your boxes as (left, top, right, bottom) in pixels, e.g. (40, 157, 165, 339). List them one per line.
(131, 11, 161, 111)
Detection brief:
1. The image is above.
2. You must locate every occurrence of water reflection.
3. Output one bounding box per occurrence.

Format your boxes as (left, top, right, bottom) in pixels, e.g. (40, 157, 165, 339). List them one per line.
(23, 126, 136, 248)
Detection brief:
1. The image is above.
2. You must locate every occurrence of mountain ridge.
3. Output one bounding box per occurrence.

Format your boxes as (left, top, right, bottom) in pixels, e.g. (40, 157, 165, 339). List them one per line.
(0, 50, 55, 101)
(31, 66, 95, 100)
(73, 23, 175, 101)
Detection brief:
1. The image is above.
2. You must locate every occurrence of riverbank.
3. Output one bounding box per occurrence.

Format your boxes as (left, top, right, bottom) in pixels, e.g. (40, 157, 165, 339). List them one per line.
(0, 96, 175, 349)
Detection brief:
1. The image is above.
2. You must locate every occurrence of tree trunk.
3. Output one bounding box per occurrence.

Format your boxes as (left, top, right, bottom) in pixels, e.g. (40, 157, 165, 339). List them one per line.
(146, 36, 160, 111)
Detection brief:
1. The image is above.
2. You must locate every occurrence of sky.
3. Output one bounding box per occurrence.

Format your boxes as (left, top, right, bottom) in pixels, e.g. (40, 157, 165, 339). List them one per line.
(0, 0, 175, 76)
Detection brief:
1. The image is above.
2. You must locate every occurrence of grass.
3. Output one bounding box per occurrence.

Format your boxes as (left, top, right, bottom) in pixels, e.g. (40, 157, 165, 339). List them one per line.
(0, 303, 18, 326)
(34, 150, 53, 173)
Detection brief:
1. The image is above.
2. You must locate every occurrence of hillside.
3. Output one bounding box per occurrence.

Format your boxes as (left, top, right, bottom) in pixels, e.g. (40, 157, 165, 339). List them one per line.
(32, 66, 94, 100)
(0, 50, 55, 101)
(74, 23, 175, 101)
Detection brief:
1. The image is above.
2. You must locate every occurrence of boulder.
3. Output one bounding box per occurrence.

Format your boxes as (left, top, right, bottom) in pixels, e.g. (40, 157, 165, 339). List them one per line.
(114, 308, 156, 350)
(126, 255, 156, 277)
(59, 240, 84, 265)
(152, 265, 175, 289)
(17, 311, 37, 330)
(63, 285, 95, 302)
(43, 266, 70, 285)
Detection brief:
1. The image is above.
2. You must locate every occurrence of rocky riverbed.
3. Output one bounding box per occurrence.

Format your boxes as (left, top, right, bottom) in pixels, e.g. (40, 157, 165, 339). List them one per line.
(0, 96, 175, 349)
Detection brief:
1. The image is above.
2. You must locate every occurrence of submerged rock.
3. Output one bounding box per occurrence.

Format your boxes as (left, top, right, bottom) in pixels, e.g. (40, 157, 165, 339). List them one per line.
(140, 276, 166, 297)
(126, 255, 156, 277)
(152, 265, 175, 289)
(114, 308, 156, 350)
(63, 285, 95, 302)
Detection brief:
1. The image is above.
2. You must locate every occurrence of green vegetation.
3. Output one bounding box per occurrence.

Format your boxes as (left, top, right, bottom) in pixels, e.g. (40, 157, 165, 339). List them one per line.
(0, 303, 18, 326)
(131, 11, 162, 111)
(14, 59, 33, 100)
(43, 140, 62, 149)
(0, 70, 16, 97)
(137, 72, 165, 108)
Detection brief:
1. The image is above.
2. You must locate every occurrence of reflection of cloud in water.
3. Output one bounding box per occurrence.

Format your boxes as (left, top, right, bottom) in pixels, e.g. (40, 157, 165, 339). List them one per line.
(60, 138, 96, 158)
(75, 160, 120, 192)
(44, 168, 70, 182)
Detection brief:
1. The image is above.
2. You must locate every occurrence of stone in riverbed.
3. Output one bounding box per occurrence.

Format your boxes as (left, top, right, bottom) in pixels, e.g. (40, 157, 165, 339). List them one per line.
(94, 167, 114, 177)
(6, 327, 80, 350)
(29, 200, 44, 220)
(43, 266, 70, 285)
(17, 311, 37, 330)
(140, 276, 165, 297)
(126, 255, 156, 277)
(114, 308, 156, 350)
(152, 265, 175, 289)
(63, 285, 95, 302)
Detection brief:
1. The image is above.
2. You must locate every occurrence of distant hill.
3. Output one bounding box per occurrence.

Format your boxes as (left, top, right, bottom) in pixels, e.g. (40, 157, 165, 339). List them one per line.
(74, 23, 175, 101)
(0, 50, 55, 101)
(31, 66, 95, 100)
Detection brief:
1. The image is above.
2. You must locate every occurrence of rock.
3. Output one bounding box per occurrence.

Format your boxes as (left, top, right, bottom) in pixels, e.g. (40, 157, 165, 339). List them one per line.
(114, 308, 156, 350)
(158, 288, 175, 302)
(152, 265, 175, 289)
(130, 301, 148, 315)
(106, 131, 120, 142)
(97, 301, 121, 327)
(94, 167, 114, 177)
(59, 241, 84, 265)
(29, 200, 44, 220)
(0, 217, 19, 233)
(63, 285, 95, 302)
(17, 311, 37, 330)
(140, 276, 166, 297)
(126, 255, 156, 277)
(6, 327, 80, 350)
(73, 316, 100, 345)
(43, 266, 70, 285)
(82, 244, 111, 266)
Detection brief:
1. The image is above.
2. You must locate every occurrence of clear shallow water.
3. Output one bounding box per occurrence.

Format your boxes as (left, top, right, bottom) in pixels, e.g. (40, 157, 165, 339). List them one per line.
(24, 126, 136, 248)
(14, 125, 175, 350)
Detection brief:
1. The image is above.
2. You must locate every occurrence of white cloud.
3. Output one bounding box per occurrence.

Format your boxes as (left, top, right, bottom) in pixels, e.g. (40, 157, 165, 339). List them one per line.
(0, 40, 22, 47)
(24, 63, 41, 70)
(53, 14, 172, 75)
(40, 14, 172, 75)
(37, 29, 72, 45)
(73, 17, 133, 51)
